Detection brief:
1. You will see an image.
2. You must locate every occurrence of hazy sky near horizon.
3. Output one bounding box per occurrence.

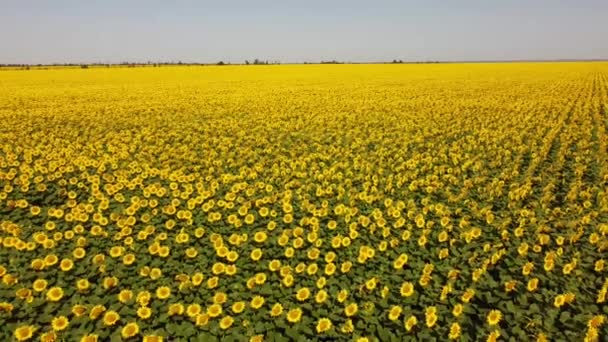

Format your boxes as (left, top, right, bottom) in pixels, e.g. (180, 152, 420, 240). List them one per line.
(1, 0, 607, 64)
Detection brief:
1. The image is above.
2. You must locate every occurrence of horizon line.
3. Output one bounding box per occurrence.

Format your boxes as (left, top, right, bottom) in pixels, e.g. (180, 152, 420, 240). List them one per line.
(1, 58, 608, 67)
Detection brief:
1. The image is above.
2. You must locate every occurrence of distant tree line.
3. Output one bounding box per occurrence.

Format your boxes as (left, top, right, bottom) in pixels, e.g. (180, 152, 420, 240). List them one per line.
(0, 59, 450, 70)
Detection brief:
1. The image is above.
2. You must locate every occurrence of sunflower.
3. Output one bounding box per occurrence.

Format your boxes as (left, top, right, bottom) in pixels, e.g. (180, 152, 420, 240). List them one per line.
(388, 305, 402, 321)
(102, 276, 119, 289)
(156, 286, 171, 300)
(554, 295, 566, 308)
(250, 335, 264, 342)
(40, 331, 57, 342)
(365, 277, 377, 291)
(253, 231, 267, 243)
(404, 315, 418, 332)
(137, 291, 152, 306)
(232, 301, 246, 314)
(121, 322, 140, 339)
(168, 303, 184, 316)
(103, 310, 120, 326)
(425, 308, 437, 328)
(14, 325, 35, 341)
(123, 253, 136, 265)
(448, 322, 461, 339)
(208, 304, 223, 318)
(89, 305, 106, 320)
(72, 304, 87, 317)
(341, 261, 352, 273)
(296, 287, 310, 301)
(487, 310, 502, 326)
(150, 268, 162, 279)
(287, 308, 303, 323)
(46, 287, 64, 302)
(251, 295, 265, 309)
(142, 336, 163, 342)
(186, 303, 202, 317)
(316, 318, 332, 333)
(527, 278, 539, 292)
(213, 292, 228, 304)
(219, 316, 235, 329)
(486, 330, 501, 342)
(251, 248, 263, 261)
(400, 282, 415, 297)
(33, 279, 48, 292)
(207, 276, 219, 289)
(137, 306, 152, 320)
(194, 313, 210, 327)
(118, 289, 133, 303)
(212, 263, 225, 275)
(191, 273, 204, 286)
(51, 315, 69, 331)
(254, 273, 267, 285)
(270, 303, 283, 317)
(73, 247, 86, 259)
(315, 290, 328, 304)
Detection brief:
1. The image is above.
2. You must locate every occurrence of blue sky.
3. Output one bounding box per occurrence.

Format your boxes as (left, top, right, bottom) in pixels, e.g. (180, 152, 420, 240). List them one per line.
(1, 0, 607, 64)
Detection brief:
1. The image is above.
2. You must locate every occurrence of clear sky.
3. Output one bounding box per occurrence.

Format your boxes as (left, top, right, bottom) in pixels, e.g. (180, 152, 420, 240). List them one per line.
(1, 0, 607, 64)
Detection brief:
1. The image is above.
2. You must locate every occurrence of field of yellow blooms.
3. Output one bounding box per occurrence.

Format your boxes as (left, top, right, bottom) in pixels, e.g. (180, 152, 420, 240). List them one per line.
(1, 62, 608, 341)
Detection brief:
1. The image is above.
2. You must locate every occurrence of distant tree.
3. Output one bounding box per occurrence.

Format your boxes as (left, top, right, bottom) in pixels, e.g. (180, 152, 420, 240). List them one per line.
(253, 58, 260, 65)
(217, 61, 225, 66)
(245, 60, 250, 65)
(81, 64, 88, 69)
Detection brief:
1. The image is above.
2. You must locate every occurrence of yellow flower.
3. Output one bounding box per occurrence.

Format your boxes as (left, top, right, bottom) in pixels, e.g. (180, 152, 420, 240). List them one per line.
(251, 295, 265, 309)
(103, 310, 120, 326)
(121, 322, 140, 339)
(388, 305, 402, 321)
(89, 305, 106, 320)
(425, 307, 437, 328)
(316, 318, 332, 333)
(251, 248, 263, 261)
(72, 304, 87, 317)
(156, 286, 171, 299)
(219, 316, 234, 329)
(400, 282, 415, 297)
(554, 295, 566, 308)
(287, 308, 303, 323)
(315, 290, 328, 303)
(46, 287, 64, 302)
(527, 278, 539, 292)
(487, 330, 501, 342)
(186, 303, 202, 317)
(137, 306, 152, 319)
(232, 301, 246, 314)
(487, 310, 502, 326)
(345, 302, 358, 317)
(404, 315, 418, 332)
(270, 303, 283, 317)
(448, 322, 461, 340)
(33, 279, 48, 292)
(452, 303, 463, 317)
(168, 303, 185, 316)
(118, 289, 133, 303)
(51, 315, 69, 331)
(250, 335, 264, 342)
(40, 331, 57, 342)
(77, 279, 90, 292)
(80, 335, 98, 342)
(14, 325, 36, 341)
(208, 304, 223, 318)
(142, 336, 163, 342)
(59, 258, 74, 272)
(296, 287, 311, 301)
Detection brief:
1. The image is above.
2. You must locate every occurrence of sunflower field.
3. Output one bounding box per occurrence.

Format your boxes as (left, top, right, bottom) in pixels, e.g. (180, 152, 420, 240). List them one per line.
(0, 63, 607, 341)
